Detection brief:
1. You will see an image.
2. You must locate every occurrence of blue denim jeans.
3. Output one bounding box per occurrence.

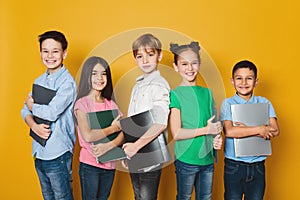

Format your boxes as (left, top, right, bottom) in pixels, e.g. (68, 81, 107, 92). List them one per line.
(79, 162, 115, 200)
(224, 158, 266, 200)
(174, 160, 214, 200)
(130, 168, 162, 200)
(35, 151, 73, 200)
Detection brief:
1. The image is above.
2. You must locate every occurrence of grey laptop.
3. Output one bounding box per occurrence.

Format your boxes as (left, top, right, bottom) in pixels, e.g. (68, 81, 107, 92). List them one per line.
(231, 103, 272, 157)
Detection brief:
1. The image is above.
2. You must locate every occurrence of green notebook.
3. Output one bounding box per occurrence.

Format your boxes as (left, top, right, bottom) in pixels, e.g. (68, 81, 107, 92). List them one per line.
(87, 109, 126, 163)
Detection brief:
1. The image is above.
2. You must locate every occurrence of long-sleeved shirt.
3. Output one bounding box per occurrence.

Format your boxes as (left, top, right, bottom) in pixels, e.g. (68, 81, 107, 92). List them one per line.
(21, 66, 76, 160)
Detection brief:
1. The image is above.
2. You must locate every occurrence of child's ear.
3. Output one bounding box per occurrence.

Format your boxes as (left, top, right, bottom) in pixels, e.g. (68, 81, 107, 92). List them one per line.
(158, 52, 163, 61)
(173, 63, 179, 72)
(230, 78, 234, 86)
(63, 50, 68, 59)
(254, 78, 259, 86)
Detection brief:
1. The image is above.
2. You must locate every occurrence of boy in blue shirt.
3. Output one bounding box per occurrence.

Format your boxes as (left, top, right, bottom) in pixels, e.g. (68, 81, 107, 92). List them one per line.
(220, 60, 280, 200)
(21, 30, 76, 200)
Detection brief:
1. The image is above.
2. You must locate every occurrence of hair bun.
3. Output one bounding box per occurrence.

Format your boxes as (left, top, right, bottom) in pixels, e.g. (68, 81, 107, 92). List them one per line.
(169, 43, 179, 53)
(190, 41, 200, 51)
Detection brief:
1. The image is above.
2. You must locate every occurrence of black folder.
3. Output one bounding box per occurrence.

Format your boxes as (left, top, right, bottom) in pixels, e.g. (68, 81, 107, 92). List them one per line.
(29, 84, 56, 146)
(120, 110, 171, 172)
(87, 109, 126, 163)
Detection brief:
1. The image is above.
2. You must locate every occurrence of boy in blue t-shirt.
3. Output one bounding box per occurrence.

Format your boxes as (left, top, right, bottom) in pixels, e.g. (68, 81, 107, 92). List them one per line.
(220, 60, 280, 200)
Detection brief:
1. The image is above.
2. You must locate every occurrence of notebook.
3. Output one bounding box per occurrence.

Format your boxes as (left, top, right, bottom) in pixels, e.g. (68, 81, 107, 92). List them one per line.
(29, 84, 56, 146)
(87, 109, 126, 163)
(120, 110, 171, 172)
(231, 103, 272, 157)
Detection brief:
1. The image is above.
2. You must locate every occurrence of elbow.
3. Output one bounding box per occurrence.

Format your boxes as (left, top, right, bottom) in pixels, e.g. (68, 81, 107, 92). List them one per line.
(171, 129, 181, 141)
(80, 132, 94, 143)
(84, 137, 94, 143)
(224, 129, 235, 138)
(153, 123, 167, 134)
(173, 134, 181, 141)
(160, 124, 167, 132)
(82, 135, 93, 143)
(44, 112, 59, 122)
(274, 129, 280, 137)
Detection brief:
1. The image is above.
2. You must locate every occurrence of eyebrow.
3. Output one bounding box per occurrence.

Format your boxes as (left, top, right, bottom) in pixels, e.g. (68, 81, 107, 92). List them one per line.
(234, 75, 255, 78)
(92, 69, 106, 72)
(41, 47, 61, 50)
(137, 48, 155, 54)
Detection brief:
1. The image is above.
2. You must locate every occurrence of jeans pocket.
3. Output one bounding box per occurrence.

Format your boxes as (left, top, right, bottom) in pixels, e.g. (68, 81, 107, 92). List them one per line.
(224, 162, 239, 175)
(255, 163, 265, 176)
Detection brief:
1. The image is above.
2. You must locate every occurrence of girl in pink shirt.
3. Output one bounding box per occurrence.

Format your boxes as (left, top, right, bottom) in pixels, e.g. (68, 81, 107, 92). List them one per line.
(74, 56, 124, 200)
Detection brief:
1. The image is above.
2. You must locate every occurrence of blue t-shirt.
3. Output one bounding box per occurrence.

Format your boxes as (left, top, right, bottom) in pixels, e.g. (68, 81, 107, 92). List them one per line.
(220, 93, 277, 163)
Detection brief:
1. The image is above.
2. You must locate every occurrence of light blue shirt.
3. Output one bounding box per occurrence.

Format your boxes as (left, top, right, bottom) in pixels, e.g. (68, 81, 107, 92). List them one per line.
(220, 93, 277, 163)
(21, 66, 76, 160)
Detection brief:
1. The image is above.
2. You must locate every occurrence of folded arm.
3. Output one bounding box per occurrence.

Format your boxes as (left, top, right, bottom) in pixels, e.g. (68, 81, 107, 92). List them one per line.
(122, 123, 166, 158)
(223, 117, 279, 139)
(24, 114, 51, 139)
(92, 132, 125, 157)
(75, 109, 121, 143)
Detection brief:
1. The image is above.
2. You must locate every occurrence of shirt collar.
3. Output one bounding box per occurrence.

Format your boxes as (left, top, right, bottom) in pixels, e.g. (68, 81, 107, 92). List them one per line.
(136, 70, 161, 83)
(46, 65, 66, 79)
(233, 92, 256, 104)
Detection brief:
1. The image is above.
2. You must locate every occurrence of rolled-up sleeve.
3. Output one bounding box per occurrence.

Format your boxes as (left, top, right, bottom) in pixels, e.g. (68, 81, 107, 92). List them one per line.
(151, 83, 170, 125)
(21, 91, 33, 121)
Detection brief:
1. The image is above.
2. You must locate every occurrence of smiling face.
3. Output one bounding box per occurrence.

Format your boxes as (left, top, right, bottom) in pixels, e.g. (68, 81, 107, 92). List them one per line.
(90, 63, 107, 92)
(40, 38, 67, 74)
(231, 68, 258, 101)
(174, 49, 200, 86)
(134, 46, 162, 77)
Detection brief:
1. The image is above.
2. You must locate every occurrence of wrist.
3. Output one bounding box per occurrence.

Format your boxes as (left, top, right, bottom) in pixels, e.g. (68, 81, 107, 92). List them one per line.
(196, 126, 208, 136)
(202, 126, 209, 135)
(111, 124, 118, 133)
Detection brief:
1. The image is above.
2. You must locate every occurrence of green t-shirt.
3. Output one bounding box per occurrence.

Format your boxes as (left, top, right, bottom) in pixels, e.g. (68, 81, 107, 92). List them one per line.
(169, 86, 215, 165)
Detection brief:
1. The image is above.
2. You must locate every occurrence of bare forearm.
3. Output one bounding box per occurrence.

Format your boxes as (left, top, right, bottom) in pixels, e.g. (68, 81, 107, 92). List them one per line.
(82, 125, 119, 143)
(111, 132, 125, 147)
(24, 115, 35, 128)
(134, 123, 166, 150)
(172, 127, 208, 140)
(225, 126, 263, 138)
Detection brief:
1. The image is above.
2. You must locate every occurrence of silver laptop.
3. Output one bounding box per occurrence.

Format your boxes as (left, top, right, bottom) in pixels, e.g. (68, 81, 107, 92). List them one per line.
(231, 103, 272, 157)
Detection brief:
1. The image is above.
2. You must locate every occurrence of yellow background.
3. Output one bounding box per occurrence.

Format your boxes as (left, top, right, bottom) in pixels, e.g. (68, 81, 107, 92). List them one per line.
(1, 0, 299, 199)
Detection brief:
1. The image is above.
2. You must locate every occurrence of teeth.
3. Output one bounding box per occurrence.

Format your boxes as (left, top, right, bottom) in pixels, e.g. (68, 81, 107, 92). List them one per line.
(186, 72, 194, 76)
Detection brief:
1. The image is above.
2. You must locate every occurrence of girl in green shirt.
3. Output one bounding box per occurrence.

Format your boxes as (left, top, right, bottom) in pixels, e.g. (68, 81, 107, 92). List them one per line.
(169, 41, 222, 200)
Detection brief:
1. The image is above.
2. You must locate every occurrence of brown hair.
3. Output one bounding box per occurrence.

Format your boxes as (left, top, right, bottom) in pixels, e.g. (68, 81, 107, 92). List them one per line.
(132, 33, 162, 57)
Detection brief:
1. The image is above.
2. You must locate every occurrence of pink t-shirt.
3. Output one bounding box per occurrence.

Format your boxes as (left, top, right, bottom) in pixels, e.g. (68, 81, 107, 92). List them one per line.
(74, 96, 122, 169)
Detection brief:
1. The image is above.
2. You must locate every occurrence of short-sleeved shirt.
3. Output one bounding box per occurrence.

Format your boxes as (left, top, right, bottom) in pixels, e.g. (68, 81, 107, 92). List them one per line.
(169, 86, 215, 166)
(74, 96, 122, 169)
(21, 66, 76, 160)
(220, 93, 277, 163)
